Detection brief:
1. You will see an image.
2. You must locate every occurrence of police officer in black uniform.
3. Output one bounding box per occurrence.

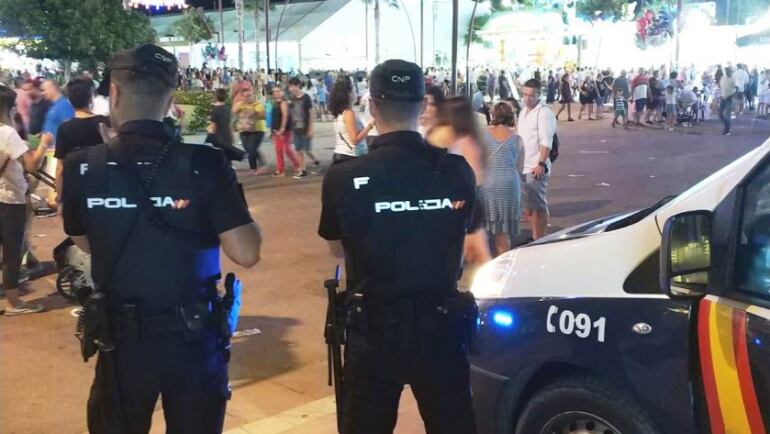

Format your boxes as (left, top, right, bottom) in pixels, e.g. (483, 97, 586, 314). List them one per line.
(318, 60, 479, 434)
(61, 44, 262, 434)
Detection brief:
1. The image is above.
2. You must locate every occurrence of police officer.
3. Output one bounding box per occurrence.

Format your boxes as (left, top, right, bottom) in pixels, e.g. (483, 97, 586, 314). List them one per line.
(318, 60, 479, 434)
(61, 45, 262, 433)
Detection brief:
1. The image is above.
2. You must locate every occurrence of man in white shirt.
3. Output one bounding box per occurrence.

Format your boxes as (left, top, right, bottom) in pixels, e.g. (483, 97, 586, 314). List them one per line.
(519, 79, 557, 240)
(733, 64, 750, 114)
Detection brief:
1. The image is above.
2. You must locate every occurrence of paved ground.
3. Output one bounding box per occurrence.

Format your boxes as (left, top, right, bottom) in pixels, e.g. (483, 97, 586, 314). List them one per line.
(1, 109, 768, 434)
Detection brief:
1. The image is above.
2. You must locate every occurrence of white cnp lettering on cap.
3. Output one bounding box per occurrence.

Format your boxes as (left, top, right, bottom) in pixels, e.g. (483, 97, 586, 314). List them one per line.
(353, 177, 370, 190)
(374, 198, 464, 213)
(154, 53, 173, 63)
(391, 75, 411, 83)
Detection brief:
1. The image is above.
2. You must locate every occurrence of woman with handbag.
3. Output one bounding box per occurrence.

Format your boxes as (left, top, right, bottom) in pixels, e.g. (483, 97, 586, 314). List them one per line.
(328, 79, 374, 164)
(0, 85, 49, 315)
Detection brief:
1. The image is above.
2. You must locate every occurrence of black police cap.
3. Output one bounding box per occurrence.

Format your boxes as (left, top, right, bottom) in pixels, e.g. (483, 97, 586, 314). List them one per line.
(107, 44, 178, 88)
(369, 59, 425, 102)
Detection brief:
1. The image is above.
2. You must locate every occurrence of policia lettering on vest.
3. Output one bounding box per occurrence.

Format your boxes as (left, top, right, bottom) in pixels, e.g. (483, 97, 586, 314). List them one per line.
(61, 44, 262, 434)
(319, 60, 481, 434)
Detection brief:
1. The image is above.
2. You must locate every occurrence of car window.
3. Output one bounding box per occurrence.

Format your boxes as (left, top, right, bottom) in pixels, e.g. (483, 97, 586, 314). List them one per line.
(623, 249, 660, 294)
(735, 163, 770, 299)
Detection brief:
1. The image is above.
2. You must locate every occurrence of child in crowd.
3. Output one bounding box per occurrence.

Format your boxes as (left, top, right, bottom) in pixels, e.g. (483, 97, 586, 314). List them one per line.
(665, 85, 677, 132)
(611, 88, 627, 128)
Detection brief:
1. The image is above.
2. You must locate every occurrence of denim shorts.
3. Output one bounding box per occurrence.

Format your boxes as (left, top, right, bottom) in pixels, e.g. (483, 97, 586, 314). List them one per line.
(293, 132, 312, 152)
(521, 172, 550, 213)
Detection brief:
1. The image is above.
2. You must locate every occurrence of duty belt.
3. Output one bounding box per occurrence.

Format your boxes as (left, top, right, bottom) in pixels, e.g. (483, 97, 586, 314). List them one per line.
(113, 301, 215, 341)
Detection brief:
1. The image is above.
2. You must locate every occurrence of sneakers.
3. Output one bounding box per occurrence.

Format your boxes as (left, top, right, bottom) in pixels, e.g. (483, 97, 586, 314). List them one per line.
(5, 302, 44, 316)
(293, 170, 308, 179)
(723, 132, 732, 136)
(272, 171, 284, 177)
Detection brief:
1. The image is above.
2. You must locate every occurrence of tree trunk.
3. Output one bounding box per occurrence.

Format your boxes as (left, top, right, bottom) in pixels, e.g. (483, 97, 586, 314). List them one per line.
(63, 59, 72, 83)
(466, 0, 478, 97)
(275, 0, 290, 71)
(374, 0, 381, 64)
(253, 7, 261, 70)
(398, 0, 417, 62)
(365, 2, 369, 67)
(235, 0, 245, 70)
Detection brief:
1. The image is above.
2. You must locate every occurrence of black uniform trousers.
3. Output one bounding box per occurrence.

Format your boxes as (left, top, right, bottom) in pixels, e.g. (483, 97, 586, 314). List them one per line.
(88, 331, 229, 434)
(342, 326, 477, 434)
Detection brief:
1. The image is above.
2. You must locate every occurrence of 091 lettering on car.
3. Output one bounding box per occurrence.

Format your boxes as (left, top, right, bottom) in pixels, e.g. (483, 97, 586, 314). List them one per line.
(546, 305, 606, 343)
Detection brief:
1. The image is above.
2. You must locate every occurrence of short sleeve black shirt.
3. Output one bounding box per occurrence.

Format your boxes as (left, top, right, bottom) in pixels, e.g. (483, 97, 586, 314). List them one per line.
(318, 131, 480, 300)
(210, 105, 233, 147)
(54, 115, 110, 160)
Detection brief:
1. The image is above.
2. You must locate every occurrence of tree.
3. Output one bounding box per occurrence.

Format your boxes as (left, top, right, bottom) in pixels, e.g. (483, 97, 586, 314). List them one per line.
(0, 0, 155, 79)
(576, 0, 626, 21)
(362, 0, 400, 64)
(244, 0, 274, 71)
(234, 0, 246, 70)
(176, 6, 215, 67)
(176, 7, 215, 45)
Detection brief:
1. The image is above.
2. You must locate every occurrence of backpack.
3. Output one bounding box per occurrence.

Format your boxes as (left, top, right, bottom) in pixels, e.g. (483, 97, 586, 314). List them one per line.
(535, 106, 560, 163)
(550, 133, 560, 162)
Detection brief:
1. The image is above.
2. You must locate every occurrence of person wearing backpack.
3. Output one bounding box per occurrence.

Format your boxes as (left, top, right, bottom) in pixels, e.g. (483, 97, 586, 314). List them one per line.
(518, 79, 557, 240)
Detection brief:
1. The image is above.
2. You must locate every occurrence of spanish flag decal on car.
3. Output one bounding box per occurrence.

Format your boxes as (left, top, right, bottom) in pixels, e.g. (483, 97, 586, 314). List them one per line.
(698, 297, 767, 434)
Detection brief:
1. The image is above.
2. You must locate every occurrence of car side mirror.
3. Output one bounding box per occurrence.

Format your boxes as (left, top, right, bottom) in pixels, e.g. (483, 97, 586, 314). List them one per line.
(660, 210, 712, 298)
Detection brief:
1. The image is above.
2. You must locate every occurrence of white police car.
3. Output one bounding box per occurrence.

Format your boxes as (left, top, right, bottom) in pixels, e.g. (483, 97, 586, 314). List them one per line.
(470, 137, 770, 434)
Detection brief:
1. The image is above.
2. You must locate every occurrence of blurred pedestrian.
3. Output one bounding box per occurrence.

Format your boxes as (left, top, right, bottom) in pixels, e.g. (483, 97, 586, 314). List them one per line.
(0, 85, 49, 315)
(578, 76, 596, 120)
(555, 73, 574, 121)
(232, 87, 269, 175)
(270, 86, 301, 176)
(287, 76, 318, 178)
(431, 97, 491, 264)
(719, 67, 737, 135)
(481, 102, 524, 255)
(329, 80, 374, 163)
(519, 79, 556, 240)
(54, 77, 110, 198)
(418, 85, 445, 138)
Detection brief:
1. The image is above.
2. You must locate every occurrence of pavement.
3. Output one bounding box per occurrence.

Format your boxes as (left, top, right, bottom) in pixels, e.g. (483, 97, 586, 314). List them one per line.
(1, 108, 768, 434)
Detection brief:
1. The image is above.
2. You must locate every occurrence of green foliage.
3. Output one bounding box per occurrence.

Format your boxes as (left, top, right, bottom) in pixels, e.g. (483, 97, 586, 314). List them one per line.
(0, 0, 155, 65)
(577, 0, 626, 21)
(174, 90, 213, 133)
(464, 13, 492, 46)
(175, 7, 215, 45)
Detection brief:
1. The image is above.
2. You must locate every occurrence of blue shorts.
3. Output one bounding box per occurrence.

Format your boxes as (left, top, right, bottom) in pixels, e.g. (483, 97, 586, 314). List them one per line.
(293, 132, 312, 152)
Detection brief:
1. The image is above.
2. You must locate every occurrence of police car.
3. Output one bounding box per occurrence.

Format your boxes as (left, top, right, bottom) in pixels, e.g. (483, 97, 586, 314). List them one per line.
(469, 137, 770, 434)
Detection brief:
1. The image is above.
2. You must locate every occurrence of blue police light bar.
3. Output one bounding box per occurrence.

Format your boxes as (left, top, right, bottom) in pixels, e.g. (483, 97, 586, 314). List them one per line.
(491, 310, 515, 328)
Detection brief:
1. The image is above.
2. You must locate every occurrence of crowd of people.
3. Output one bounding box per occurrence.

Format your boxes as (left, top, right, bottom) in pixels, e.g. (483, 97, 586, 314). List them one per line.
(3, 57, 770, 316)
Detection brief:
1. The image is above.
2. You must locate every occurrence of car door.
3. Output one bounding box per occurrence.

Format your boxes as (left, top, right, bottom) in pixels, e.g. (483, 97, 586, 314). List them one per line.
(698, 156, 770, 434)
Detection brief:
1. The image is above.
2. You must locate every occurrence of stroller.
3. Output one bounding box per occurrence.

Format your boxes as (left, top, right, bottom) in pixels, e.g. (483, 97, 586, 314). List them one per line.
(53, 238, 93, 302)
(676, 102, 702, 127)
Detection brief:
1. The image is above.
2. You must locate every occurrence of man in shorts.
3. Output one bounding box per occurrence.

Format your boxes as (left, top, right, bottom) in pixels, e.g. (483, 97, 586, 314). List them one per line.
(288, 76, 319, 178)
(518, 79, 557, 240)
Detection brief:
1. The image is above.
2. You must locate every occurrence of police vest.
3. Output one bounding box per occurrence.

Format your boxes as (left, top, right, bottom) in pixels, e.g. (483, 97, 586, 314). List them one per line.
(83, 140, 221, 314)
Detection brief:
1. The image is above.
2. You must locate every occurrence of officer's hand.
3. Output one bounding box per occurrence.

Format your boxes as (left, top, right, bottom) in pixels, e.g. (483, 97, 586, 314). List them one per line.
(532, 165, 545, 180)
(306, 130, 314, 139)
